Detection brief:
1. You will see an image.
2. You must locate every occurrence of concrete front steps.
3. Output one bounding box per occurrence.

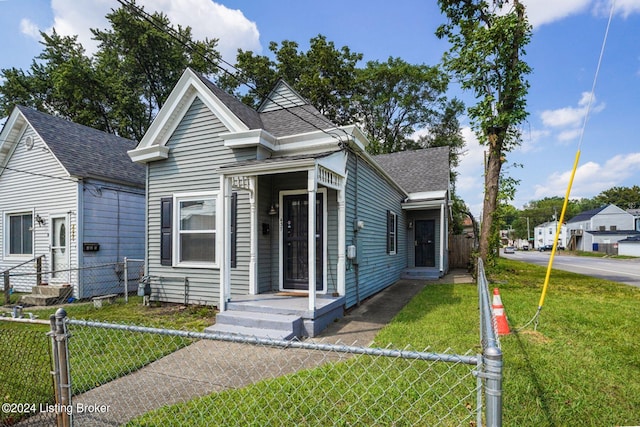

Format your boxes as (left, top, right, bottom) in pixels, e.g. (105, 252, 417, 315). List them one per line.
(205, 294, 345, 340)
(208, 311, 303, 340)
(20, 285, 73, 306)
(400, 268, 442, 280)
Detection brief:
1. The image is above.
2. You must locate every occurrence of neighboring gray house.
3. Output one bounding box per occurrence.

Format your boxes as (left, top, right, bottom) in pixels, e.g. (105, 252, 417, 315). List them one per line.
(566, 204, 637, 252)
(627, 208, 640, 232)
(0, 106, 146, 299)
(128, 68, 450, 338)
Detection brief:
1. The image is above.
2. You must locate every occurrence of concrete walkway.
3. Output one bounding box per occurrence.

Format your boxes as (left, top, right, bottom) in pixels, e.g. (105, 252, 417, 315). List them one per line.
(48, 270, 473, 426)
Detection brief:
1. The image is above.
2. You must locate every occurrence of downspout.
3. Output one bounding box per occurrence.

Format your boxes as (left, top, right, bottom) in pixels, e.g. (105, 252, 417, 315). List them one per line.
(77, 180, 84, 299)
(440, 202, 445, 274)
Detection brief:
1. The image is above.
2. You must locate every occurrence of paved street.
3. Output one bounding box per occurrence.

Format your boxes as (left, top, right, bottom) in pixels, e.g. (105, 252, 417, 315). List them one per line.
(502, 250, 640, 287)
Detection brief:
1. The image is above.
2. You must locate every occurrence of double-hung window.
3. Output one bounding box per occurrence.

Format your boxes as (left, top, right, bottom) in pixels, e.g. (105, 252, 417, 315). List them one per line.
(7, 212, 33, 256)
(175, 193, 217, 266)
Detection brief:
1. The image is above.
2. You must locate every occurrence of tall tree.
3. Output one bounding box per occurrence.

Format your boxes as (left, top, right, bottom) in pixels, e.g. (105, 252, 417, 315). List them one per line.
(353, 57, 456, 154)
(436, 0, 532, 262)
(0, 2, 220, 140)
(594, 185, 640, 209)
(217, 35, 362, 125)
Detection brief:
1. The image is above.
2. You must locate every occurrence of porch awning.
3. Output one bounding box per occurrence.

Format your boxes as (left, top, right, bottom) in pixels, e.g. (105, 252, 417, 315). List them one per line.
(219, 150, 347, 190)
(401, 190, 447, 210)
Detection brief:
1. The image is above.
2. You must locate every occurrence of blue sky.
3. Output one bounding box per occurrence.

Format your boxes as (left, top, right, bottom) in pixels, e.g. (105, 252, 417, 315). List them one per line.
(1, 0, 639, 218)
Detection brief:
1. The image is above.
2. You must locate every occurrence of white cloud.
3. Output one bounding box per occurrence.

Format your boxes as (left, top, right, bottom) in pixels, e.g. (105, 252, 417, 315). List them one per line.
(24, 0, 261, 62)
(518, 128, 550, 153)
(456, 127, 486, 217)
(20, 18, 41, 39)
(520, 0, 591, 27)
(539, 92, 605, 142)
(522, 0, 640, 28)
(533, 152, 640, 199)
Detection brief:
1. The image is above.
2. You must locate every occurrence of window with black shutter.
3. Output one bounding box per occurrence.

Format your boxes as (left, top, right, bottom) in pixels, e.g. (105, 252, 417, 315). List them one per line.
(230, 192, 237, 268)
(160, 197, 173, 266)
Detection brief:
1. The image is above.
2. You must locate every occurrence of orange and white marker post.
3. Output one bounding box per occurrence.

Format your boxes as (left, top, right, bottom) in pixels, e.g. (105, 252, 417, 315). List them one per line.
(492, 288, 510, 335)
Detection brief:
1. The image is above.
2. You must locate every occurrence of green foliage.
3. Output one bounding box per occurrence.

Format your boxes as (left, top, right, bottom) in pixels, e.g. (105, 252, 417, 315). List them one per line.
(0, 2, 220, 140)
(437, 0, 532, 261)
(593, 185, 640, 209)
(217, 34, 362, 126)
(218, 35, 464, 158)
(353, 57, 456, 155)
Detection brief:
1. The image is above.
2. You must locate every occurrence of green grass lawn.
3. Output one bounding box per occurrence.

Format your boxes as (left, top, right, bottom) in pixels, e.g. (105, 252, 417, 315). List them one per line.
(130, 259, 640, 426)
(3, 262, 640, 426)
(0, 296, 217, 424)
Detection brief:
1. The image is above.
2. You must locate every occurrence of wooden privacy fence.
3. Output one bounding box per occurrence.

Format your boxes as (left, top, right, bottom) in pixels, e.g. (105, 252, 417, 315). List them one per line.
(449, 235, 474, 269)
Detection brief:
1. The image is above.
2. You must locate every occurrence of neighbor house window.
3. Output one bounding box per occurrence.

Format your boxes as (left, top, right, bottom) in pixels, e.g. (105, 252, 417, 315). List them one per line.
(175, 193, 217, 266)
(7, 213, 33, 256)
(387, 210, 398, 255)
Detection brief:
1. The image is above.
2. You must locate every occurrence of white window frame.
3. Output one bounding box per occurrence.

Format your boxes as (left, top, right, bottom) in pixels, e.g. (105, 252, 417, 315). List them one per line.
(389, 211, 398, 255)
(173, 191, 219, 268)
(4, 210, 35, 260)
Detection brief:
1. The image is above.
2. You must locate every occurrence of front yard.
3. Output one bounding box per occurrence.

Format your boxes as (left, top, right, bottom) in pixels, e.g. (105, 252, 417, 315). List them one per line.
(3, 259, 640, 425)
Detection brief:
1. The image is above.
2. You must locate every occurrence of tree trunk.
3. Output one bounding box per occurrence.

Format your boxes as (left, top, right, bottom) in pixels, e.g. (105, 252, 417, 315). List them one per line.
(479, 137, 503, 261)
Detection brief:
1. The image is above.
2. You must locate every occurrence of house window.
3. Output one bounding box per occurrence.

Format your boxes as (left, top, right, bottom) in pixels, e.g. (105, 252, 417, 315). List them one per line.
(175, 193, 217, 266)
(610, 225, 617, 231)
(7, 213, 33, 256)
(387, 210, 398, 255)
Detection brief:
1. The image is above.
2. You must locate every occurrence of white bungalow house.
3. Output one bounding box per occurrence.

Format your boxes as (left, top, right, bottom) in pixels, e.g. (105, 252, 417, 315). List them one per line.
(533, 221, 568, 249)
(128, 68, 451, 339)
(0, 106, 146, 302)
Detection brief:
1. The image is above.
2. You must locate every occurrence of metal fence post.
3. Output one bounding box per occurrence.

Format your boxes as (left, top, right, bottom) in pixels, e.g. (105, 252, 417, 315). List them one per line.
(3, 270, 9, 305)
(484, 335, 503, 427)
(123, 257, 129, 303)
(36, 256, 42, 286)
(50, 308, 72, 427)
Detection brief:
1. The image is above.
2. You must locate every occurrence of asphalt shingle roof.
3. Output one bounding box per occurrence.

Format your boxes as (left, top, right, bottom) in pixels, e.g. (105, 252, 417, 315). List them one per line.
(193, 70, 336, 138)
(17, 106, 145, 187)
(193, 71, 264, 130)
(566, 206, 607, 223)
(373, 146, 450, 194)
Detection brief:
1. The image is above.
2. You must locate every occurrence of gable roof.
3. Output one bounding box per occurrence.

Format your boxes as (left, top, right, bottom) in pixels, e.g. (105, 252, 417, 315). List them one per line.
(130, 68, 347, 163)
(566, 206, 608, 223)
(193, 70, 263, 130)
(3, 106, 144, 187)
(373, 146, 450, 194)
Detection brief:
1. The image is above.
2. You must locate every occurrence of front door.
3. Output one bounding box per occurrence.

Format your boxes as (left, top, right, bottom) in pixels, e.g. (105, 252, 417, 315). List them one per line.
(51, 216, 68, 280)
(415, 219, 436, 267)
(282, 193, 323, 291)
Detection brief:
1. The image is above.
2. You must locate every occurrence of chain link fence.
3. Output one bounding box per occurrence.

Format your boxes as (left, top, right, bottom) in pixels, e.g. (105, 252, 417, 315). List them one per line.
(1, 259, 502, 426)
(3, 258, 145, 306)
(60, 320, 481, 426)
(0, 320, 57, 427)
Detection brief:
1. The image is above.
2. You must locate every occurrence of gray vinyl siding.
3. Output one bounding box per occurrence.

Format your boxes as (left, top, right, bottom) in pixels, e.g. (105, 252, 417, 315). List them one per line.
(344, 153, 407, 309)
(0, 127, 78, 294)
(257, 176, 275, 293)
(146, 96, 255, 305)
(80, 179, 145, 298)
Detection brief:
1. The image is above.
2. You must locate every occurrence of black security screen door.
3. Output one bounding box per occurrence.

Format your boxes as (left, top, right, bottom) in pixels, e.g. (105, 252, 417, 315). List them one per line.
(415, 219, 436, 267)
(283, 194, 323, 291)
